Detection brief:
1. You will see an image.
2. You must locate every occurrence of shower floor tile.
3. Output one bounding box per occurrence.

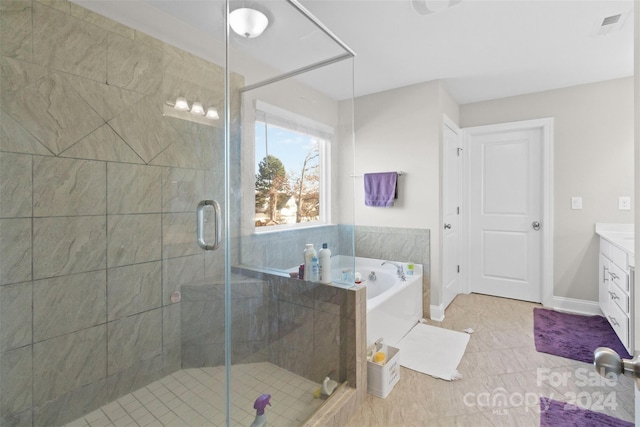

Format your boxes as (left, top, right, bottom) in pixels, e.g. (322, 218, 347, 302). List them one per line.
(65, 362, 325, 427)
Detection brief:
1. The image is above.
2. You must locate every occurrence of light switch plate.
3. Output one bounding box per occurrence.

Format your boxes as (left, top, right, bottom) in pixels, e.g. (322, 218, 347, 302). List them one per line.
(571, 197, 582, 210)
(618, 196, 631, 210)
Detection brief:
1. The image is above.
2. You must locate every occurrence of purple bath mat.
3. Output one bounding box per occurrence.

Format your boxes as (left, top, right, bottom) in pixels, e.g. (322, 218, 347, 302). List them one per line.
(533, 308, 631, 363)
(540, 397, 633, 427)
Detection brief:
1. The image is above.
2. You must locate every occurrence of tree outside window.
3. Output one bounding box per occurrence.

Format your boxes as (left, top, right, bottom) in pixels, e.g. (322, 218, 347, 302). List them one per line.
(255, 120, 325, 229)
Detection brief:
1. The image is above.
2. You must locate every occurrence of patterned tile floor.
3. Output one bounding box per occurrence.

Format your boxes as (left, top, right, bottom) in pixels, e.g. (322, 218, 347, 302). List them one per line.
(345, 293, 636, 426)
(65, 294, 636, 426)
(65, 362, 324, 427)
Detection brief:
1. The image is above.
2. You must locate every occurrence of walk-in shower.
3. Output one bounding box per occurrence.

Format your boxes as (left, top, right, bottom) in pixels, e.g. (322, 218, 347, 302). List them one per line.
(0, 1, 356, 426)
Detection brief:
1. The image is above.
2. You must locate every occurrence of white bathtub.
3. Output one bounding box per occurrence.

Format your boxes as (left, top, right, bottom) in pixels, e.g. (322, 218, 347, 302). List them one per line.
(332, 256, 423, 347)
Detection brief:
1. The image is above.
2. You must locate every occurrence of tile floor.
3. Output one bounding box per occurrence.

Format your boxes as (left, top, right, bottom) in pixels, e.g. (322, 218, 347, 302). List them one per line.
(345, 293, 636, 426)
(65, 362, 324, 427)
(65, 294, 635, 427)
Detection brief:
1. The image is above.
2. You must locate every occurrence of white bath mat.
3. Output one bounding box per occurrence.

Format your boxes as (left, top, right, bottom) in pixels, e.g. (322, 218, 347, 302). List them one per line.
(396, 323, 470, 381)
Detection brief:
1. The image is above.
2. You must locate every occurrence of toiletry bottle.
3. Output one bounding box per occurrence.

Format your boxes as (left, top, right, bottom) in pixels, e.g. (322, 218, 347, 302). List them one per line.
(406, 263, 415, 276)
(321, 377, 338, 396)
(318, 243, 332, 284)
(310, 256, 319, 282)
(303, 244, 317, 282)
(249, 394, 271, 427)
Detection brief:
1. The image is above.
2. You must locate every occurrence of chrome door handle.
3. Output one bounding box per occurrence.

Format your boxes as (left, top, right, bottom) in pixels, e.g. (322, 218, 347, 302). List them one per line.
(196, 200, 221, 250)
(532, 221, 541, 231)
(594, 347, 640, 387)
(444, 223, 452, 229)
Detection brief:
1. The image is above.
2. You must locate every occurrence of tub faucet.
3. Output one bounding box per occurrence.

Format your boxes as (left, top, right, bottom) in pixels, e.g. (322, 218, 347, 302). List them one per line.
(381, 261, 406, 281)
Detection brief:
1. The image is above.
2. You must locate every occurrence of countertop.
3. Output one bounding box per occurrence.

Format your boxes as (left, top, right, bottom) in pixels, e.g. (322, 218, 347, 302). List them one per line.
(595, 223, 635, 260)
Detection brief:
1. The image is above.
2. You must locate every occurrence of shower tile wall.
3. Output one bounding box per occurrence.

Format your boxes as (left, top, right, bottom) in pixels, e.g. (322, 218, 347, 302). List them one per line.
(240, 225, 346, 270)
(181, 273, 352, 387)
(0, 1, 238, 425)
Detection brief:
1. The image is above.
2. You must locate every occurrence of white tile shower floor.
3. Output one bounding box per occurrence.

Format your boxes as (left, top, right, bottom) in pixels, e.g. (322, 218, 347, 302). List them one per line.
(64, 362, 325, 427)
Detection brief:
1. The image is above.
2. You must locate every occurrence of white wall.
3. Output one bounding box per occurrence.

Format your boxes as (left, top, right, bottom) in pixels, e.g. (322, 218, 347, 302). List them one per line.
(349, 80, 460, 308)
(346, 76, 633, 308)
(461, 78, 634, 302)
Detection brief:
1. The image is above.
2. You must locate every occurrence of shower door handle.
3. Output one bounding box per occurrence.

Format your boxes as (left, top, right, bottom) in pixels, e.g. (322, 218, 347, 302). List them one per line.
(196, 200, 221, 250)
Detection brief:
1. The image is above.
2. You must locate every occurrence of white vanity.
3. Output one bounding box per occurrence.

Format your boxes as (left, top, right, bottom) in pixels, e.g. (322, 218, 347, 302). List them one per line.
(596, 223, 635, 354)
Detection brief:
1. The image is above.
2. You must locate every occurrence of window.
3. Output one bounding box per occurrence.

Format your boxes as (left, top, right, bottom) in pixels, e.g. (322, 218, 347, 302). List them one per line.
(254, 102, 331, 231)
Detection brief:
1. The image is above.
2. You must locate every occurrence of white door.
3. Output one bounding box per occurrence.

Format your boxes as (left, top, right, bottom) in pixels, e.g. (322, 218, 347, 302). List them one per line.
(442, 120, 462, 309)
(468, 122, 543, 302)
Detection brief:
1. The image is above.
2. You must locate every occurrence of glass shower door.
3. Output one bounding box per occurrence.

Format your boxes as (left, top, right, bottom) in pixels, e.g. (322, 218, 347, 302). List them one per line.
(226, 0, 356, 425)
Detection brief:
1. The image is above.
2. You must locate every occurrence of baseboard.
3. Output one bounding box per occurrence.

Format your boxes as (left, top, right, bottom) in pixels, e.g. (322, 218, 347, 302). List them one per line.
(549, 296, 602, 316)
(429, 304, 445, 321)
(430, 295, 601, 320)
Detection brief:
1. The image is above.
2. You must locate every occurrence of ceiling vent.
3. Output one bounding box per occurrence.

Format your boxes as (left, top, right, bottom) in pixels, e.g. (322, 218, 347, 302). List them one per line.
(591, 10, 630, 37)
(601, 14, 621, 27)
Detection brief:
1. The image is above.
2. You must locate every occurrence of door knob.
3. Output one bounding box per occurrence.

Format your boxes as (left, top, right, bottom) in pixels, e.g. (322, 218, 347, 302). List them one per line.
(594, 347, 640, 387)
(532, 221, 541, 231)
(444, 223, 452, 229)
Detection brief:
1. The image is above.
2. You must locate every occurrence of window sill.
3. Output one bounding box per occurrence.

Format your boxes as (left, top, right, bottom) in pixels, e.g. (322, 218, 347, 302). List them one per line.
(253, 222, 333, 235)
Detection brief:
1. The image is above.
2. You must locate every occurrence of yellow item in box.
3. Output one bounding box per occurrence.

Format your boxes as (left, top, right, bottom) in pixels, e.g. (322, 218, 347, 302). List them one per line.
(373, 351, 386, 365)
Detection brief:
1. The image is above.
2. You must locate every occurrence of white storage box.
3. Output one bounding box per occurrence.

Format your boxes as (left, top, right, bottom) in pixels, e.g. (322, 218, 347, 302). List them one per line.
(367, 345, 400, 398)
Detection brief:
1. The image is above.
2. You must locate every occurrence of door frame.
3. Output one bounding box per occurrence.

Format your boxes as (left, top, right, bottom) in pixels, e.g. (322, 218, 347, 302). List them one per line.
(440, 115, 466, 315)
(462, 118, 554, 307)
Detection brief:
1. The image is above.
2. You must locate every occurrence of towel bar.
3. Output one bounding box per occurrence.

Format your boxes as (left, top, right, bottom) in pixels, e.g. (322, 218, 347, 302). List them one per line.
(350, 171, 405, 178)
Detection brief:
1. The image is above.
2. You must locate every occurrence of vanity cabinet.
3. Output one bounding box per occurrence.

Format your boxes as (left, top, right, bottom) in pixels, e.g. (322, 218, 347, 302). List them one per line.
(598, 237, 634, 354)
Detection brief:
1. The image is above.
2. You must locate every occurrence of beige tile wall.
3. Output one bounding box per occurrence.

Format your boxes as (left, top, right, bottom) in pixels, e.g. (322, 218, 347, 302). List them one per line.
(0, 1, 231, 425)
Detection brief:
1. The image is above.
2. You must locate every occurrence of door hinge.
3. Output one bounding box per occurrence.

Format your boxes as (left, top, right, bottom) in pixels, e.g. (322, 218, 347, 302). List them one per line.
(457, 206, 460, 215)
(457, 265, 460, 273)
(457, 147, 463, 156)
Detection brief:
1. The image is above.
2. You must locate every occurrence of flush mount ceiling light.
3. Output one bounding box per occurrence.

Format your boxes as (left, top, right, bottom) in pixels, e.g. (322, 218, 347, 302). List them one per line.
(411, 0, 461, 15)
(229, 8, 269, 38)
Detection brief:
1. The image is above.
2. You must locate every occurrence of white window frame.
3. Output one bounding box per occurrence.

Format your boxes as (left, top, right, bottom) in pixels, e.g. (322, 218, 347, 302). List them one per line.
(254, 101, 332, 233)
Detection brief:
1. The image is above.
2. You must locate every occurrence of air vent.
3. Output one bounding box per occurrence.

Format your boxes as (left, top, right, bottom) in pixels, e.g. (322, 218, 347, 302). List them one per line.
(591, 9, 631, 37)
(601, 14, 621, 27)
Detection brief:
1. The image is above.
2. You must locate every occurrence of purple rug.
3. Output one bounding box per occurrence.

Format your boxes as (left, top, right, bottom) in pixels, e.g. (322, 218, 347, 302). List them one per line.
(540, 398, 633, 427)
(533, 308, 631, 363)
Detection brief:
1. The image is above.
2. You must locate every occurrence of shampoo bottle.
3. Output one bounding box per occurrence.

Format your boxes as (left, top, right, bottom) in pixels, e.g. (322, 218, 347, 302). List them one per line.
(318, 243, 332, 284)
(303, 244, 317, 282)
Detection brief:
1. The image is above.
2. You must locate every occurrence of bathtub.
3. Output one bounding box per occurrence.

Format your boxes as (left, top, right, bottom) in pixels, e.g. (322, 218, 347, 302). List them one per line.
(331, 256, 423, 347)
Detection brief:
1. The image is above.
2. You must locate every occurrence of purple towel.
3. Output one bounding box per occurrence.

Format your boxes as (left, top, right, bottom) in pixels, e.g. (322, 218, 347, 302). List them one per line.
(364, 172, 398, 207)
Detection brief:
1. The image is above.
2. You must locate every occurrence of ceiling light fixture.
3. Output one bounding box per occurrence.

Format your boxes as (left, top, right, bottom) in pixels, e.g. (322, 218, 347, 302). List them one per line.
(411, 0, 461, 15)
(229, 8, 269, 38)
